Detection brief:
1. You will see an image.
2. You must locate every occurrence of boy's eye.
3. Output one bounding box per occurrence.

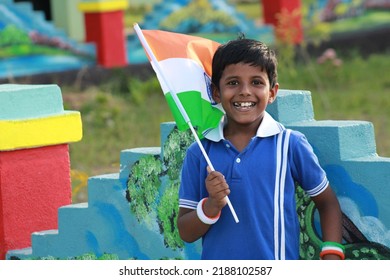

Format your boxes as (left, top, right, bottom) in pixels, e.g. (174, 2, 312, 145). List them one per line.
(252, 80, 263, 85)
(227, 80, 238, 86)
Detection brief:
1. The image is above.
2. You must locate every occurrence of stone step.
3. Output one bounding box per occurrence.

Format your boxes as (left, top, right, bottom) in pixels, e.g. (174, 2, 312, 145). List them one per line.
(289, 120, 376, 163)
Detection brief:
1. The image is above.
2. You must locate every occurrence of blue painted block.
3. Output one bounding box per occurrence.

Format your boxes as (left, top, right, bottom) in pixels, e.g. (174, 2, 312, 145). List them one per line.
(267, 89, 314, 125)
(289, 120, 376, 163)
(87, 173, 122, 204)
(57, 203, 89, 234)
(31, 230, 61, 258)
(6, 247, 32, 260)
(0, 84, 64, 119)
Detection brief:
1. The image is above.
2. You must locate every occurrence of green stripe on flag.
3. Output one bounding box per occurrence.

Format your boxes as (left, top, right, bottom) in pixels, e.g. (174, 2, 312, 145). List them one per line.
(165, 91, 223, 138)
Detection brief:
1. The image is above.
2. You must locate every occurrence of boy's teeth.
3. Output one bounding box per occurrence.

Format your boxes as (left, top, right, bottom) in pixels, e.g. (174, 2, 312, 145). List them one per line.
(234, 102, 254, 107)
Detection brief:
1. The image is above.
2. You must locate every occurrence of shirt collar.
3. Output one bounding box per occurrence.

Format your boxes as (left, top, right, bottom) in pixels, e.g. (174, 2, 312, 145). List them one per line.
(204, 111, 285, 142)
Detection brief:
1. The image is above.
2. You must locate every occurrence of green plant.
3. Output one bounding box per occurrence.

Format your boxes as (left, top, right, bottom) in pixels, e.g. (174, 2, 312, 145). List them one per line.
(0, 25, 30, 46)
(157, 180, 183, 249)
(127, 155, 163, 223)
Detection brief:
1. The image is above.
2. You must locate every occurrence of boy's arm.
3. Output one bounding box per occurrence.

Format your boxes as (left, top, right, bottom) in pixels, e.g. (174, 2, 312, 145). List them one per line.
(178, 168, 230, 243)
(311, 184, 343, 260)
(177, 207, 211, 243)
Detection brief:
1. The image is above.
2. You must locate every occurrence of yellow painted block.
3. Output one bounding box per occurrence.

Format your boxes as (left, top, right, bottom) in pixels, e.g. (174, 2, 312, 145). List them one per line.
(78, 0, 128, 12)
(0, 111, 83, 151)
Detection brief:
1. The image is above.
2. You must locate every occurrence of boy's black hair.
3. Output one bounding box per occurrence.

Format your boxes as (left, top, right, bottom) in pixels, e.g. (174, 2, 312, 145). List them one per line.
(211, 35, 278, 89)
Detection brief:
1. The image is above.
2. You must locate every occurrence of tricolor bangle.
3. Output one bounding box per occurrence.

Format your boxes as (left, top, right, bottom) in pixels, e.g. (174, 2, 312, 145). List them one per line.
(196, 198, 221, 225)
(320, 241, 345, 260)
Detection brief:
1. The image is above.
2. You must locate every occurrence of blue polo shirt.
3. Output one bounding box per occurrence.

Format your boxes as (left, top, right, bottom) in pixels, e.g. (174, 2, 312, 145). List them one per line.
(179, 112, 328, 260)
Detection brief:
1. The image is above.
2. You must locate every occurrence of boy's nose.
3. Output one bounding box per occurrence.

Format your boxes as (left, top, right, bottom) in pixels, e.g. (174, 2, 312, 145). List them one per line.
(240, 84, 252, 96)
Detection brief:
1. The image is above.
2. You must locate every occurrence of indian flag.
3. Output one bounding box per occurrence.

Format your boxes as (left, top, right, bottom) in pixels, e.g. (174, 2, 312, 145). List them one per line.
(134, 24, 224, 138)
(134, 24, 239, 223)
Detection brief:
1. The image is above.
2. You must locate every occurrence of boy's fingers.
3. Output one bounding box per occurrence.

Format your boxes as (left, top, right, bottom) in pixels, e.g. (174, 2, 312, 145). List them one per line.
(207, 166, 225, 180)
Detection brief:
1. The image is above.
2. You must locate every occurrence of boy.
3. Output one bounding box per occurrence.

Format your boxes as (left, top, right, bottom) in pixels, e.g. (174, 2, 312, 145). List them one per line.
(177, 37, 343, 260)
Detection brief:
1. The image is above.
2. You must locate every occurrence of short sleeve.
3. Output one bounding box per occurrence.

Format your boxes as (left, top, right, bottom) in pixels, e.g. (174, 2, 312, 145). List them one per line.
(178, 142, 203, 209)
(290, 131, 329, 197)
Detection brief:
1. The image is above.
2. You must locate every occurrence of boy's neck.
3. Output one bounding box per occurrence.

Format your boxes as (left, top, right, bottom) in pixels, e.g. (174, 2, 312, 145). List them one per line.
(223, 119, 262, 152)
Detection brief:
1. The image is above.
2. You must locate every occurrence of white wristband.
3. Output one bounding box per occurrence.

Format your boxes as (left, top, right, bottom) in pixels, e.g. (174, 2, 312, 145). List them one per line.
(196, 198, 221, 225)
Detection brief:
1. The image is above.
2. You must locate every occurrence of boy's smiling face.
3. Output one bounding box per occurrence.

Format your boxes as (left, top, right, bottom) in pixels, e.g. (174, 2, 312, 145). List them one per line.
(212, 62, 278, 129)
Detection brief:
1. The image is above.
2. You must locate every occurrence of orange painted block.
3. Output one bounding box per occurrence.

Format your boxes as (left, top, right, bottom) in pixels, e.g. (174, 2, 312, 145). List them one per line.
(0, 144, 72, 259)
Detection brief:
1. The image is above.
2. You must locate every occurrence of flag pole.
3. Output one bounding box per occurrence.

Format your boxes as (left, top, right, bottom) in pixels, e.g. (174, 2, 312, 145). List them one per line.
(134, 23, 239, 223)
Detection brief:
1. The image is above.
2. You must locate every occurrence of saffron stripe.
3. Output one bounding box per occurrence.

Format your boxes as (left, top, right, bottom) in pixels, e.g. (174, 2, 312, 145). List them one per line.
(142, 29, 220, 76)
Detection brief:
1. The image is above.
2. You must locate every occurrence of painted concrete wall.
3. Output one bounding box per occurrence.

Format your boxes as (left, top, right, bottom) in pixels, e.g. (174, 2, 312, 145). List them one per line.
(0, 84, 82, 259)
(5, 88, 390, 260)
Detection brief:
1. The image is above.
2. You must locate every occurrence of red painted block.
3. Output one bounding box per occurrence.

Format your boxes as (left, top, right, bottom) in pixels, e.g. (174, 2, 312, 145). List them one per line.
(84, 10, 127, 68)
(0, 144, 72, 259)
(261, 0, 303, 44)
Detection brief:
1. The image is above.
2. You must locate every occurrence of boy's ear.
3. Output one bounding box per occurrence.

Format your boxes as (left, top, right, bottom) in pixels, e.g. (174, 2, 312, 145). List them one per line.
(268, 83, 279, 104)
(211, 83, 221, 103)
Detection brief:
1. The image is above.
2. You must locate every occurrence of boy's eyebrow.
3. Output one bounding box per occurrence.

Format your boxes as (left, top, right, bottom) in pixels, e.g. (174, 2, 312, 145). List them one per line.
(222, 75, 239, 79)
(222, 74, 266, 80)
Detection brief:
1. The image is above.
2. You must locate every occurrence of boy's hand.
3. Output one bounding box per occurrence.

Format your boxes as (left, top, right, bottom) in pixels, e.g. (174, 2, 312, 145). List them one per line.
(204, 166, 230, 216)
